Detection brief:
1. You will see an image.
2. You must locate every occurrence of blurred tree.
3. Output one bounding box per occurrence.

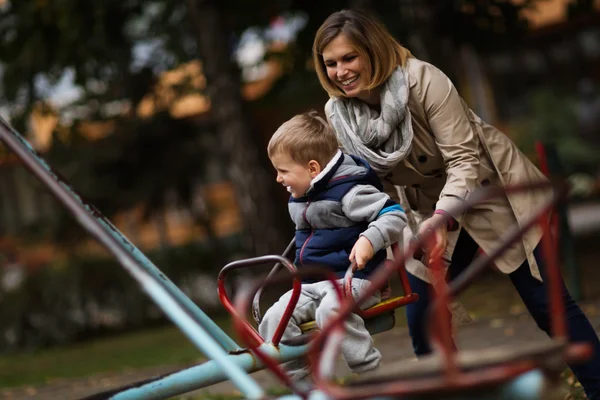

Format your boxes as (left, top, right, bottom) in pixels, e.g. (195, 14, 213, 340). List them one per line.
(186, 0, 291, 255)
(45, 111, 218, 247)
(0, 0, 549, 253)
(0, 0, 146, 128)
(512, 89, 600, 176)
(0, 0, 293, 255)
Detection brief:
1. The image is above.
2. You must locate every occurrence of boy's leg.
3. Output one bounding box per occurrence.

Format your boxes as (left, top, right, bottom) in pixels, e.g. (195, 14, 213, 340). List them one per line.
(258, 285, 319, 381)
(315, 279, 382, 375)
(405, 229, 479, 356)
(509, 245, 600, 400)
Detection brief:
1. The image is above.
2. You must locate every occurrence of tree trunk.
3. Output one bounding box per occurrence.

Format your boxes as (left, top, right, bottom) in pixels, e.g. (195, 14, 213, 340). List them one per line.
(186, 0, 292, 256)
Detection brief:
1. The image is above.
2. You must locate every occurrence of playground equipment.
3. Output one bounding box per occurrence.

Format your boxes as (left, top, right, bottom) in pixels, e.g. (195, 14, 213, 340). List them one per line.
(218, 240, 419, 344)
(0, 115, 593, 400)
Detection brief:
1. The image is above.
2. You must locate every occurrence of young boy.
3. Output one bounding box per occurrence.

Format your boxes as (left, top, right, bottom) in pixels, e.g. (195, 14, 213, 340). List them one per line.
(258, 111, 407, 381)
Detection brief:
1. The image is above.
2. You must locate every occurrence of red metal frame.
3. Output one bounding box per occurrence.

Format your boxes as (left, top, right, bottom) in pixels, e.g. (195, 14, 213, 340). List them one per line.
(343, 243, 419, 318)
(252, 238, 296, 325)
(220, 240, 419, 343)
(217, 254, 302, 346)
(232, 268, 345, 398)
(535, 141, 560, 250)
(308, 182, 590, 399)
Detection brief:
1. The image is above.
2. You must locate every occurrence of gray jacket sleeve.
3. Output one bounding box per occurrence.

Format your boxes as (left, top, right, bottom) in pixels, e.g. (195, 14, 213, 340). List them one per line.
(341, 184, 407, 253)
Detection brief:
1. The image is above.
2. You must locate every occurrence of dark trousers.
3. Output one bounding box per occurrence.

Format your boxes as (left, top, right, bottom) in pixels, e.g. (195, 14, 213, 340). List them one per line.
(405, 229, 600, 399)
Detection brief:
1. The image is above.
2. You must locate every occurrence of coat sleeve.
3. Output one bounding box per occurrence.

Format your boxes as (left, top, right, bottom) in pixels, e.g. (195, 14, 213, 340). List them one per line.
(341, 184, 407, 253)
(419, 64, 481, 220)
(382, 178, 401, 204)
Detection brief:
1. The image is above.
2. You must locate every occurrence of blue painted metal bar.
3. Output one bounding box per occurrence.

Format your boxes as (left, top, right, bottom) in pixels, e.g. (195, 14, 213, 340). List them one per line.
(0, 117, 264, 396)
(108, 343, 309, 400)
(0, 116, 239, 352)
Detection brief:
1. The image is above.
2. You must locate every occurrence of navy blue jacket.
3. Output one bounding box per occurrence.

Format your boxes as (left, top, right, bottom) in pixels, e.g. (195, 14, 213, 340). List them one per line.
(288, 151, 405, 282)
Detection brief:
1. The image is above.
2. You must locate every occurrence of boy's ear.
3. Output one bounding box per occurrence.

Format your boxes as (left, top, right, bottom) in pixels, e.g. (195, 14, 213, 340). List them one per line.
(308, 160, 322, 178)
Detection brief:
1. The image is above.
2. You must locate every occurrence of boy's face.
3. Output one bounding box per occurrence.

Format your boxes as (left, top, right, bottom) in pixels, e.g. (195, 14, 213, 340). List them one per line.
(270, 152, 321, 198)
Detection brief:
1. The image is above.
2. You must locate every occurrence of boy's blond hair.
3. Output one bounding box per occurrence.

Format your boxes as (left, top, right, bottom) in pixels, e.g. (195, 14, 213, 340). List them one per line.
(268, 111, 339, 168)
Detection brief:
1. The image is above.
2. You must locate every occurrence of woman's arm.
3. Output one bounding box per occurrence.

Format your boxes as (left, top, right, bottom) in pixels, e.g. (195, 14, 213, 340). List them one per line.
(419, 64, 481, 220)
(415, 63, 482, 262)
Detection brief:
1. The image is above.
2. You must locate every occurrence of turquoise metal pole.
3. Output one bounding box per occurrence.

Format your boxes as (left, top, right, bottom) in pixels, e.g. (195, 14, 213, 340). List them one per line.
(113, 257, 265, 399)
(0, 117, 267, 396)
(0, 116, 240, 352)
(108, 343, 309, 400)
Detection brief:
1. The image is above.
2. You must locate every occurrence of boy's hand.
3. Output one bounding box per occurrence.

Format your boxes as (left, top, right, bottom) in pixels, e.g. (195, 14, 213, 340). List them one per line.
(350, 236, 375, 270)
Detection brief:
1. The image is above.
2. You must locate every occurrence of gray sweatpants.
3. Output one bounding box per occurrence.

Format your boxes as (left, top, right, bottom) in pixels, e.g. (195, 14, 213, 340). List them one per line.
(258, 278, 382, 380)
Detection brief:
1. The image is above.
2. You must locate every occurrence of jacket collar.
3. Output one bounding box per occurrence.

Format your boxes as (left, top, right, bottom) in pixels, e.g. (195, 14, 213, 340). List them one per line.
(307, 150, 344, 194)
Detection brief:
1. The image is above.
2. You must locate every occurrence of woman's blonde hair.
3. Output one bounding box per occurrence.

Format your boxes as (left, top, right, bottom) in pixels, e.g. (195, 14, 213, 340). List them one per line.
(312, 9, 412, 98)
(267, 110, 338, 168)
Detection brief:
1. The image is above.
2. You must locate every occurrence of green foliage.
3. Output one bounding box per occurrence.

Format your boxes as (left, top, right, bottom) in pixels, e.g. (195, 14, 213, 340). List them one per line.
(47, 112, 215, 217)
(512, 89, 600, 175)
(0, 1, 136, 122)
(0, 237, 244, 353)
(0, 326, 204, 388)
(0, 1, 196, 103)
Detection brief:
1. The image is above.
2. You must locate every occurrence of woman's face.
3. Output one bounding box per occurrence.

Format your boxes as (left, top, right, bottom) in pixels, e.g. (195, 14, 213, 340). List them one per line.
(321, 34, 372, 101)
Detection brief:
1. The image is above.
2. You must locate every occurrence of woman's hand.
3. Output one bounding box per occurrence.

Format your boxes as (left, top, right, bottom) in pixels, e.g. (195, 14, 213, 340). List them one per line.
(418, 213, 448, 265)
(350, 236, 375, 270)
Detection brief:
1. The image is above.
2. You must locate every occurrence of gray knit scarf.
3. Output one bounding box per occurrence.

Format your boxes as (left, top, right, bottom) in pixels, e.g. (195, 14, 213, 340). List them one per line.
(326, 66, 413, 176)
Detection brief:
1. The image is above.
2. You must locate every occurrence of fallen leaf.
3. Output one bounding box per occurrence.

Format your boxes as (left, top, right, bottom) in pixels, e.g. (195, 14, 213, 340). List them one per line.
(584, 304, 597, 315)
(504, 327, 515, 337)
(489, 318, 504, 328)
(509, 304, 524, 315)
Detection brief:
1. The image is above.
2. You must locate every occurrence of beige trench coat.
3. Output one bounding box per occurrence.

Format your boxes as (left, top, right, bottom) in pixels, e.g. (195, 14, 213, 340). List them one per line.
(326, 58, 550, 282)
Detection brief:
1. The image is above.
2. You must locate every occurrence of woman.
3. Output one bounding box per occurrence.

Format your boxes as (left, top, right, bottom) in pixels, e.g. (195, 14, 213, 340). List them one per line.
(313, 9, 600, 399)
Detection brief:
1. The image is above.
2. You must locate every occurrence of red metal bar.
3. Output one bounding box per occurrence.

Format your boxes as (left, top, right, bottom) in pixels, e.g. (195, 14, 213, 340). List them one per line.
(232, 267, 344, 396)
(217, 254, 302, 346)
(358, 294, 419, 318)
(539, 215, 567, 339)
(343, 243, 419, 319)
(429, 254, 459, 380)
(232, 283, 303, 395)
(272, 277, 302, 346)
(217, 278, 263, 347)
(565, 342, 594, 364)
(252, 238, 296, 324)
(314, 360, 537, 400)
(535, 141, 560, 249)
(535, 141, 549, 176)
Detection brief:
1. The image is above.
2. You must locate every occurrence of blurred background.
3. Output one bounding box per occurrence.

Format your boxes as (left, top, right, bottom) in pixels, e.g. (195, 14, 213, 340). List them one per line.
(0, 0, 600, 398)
